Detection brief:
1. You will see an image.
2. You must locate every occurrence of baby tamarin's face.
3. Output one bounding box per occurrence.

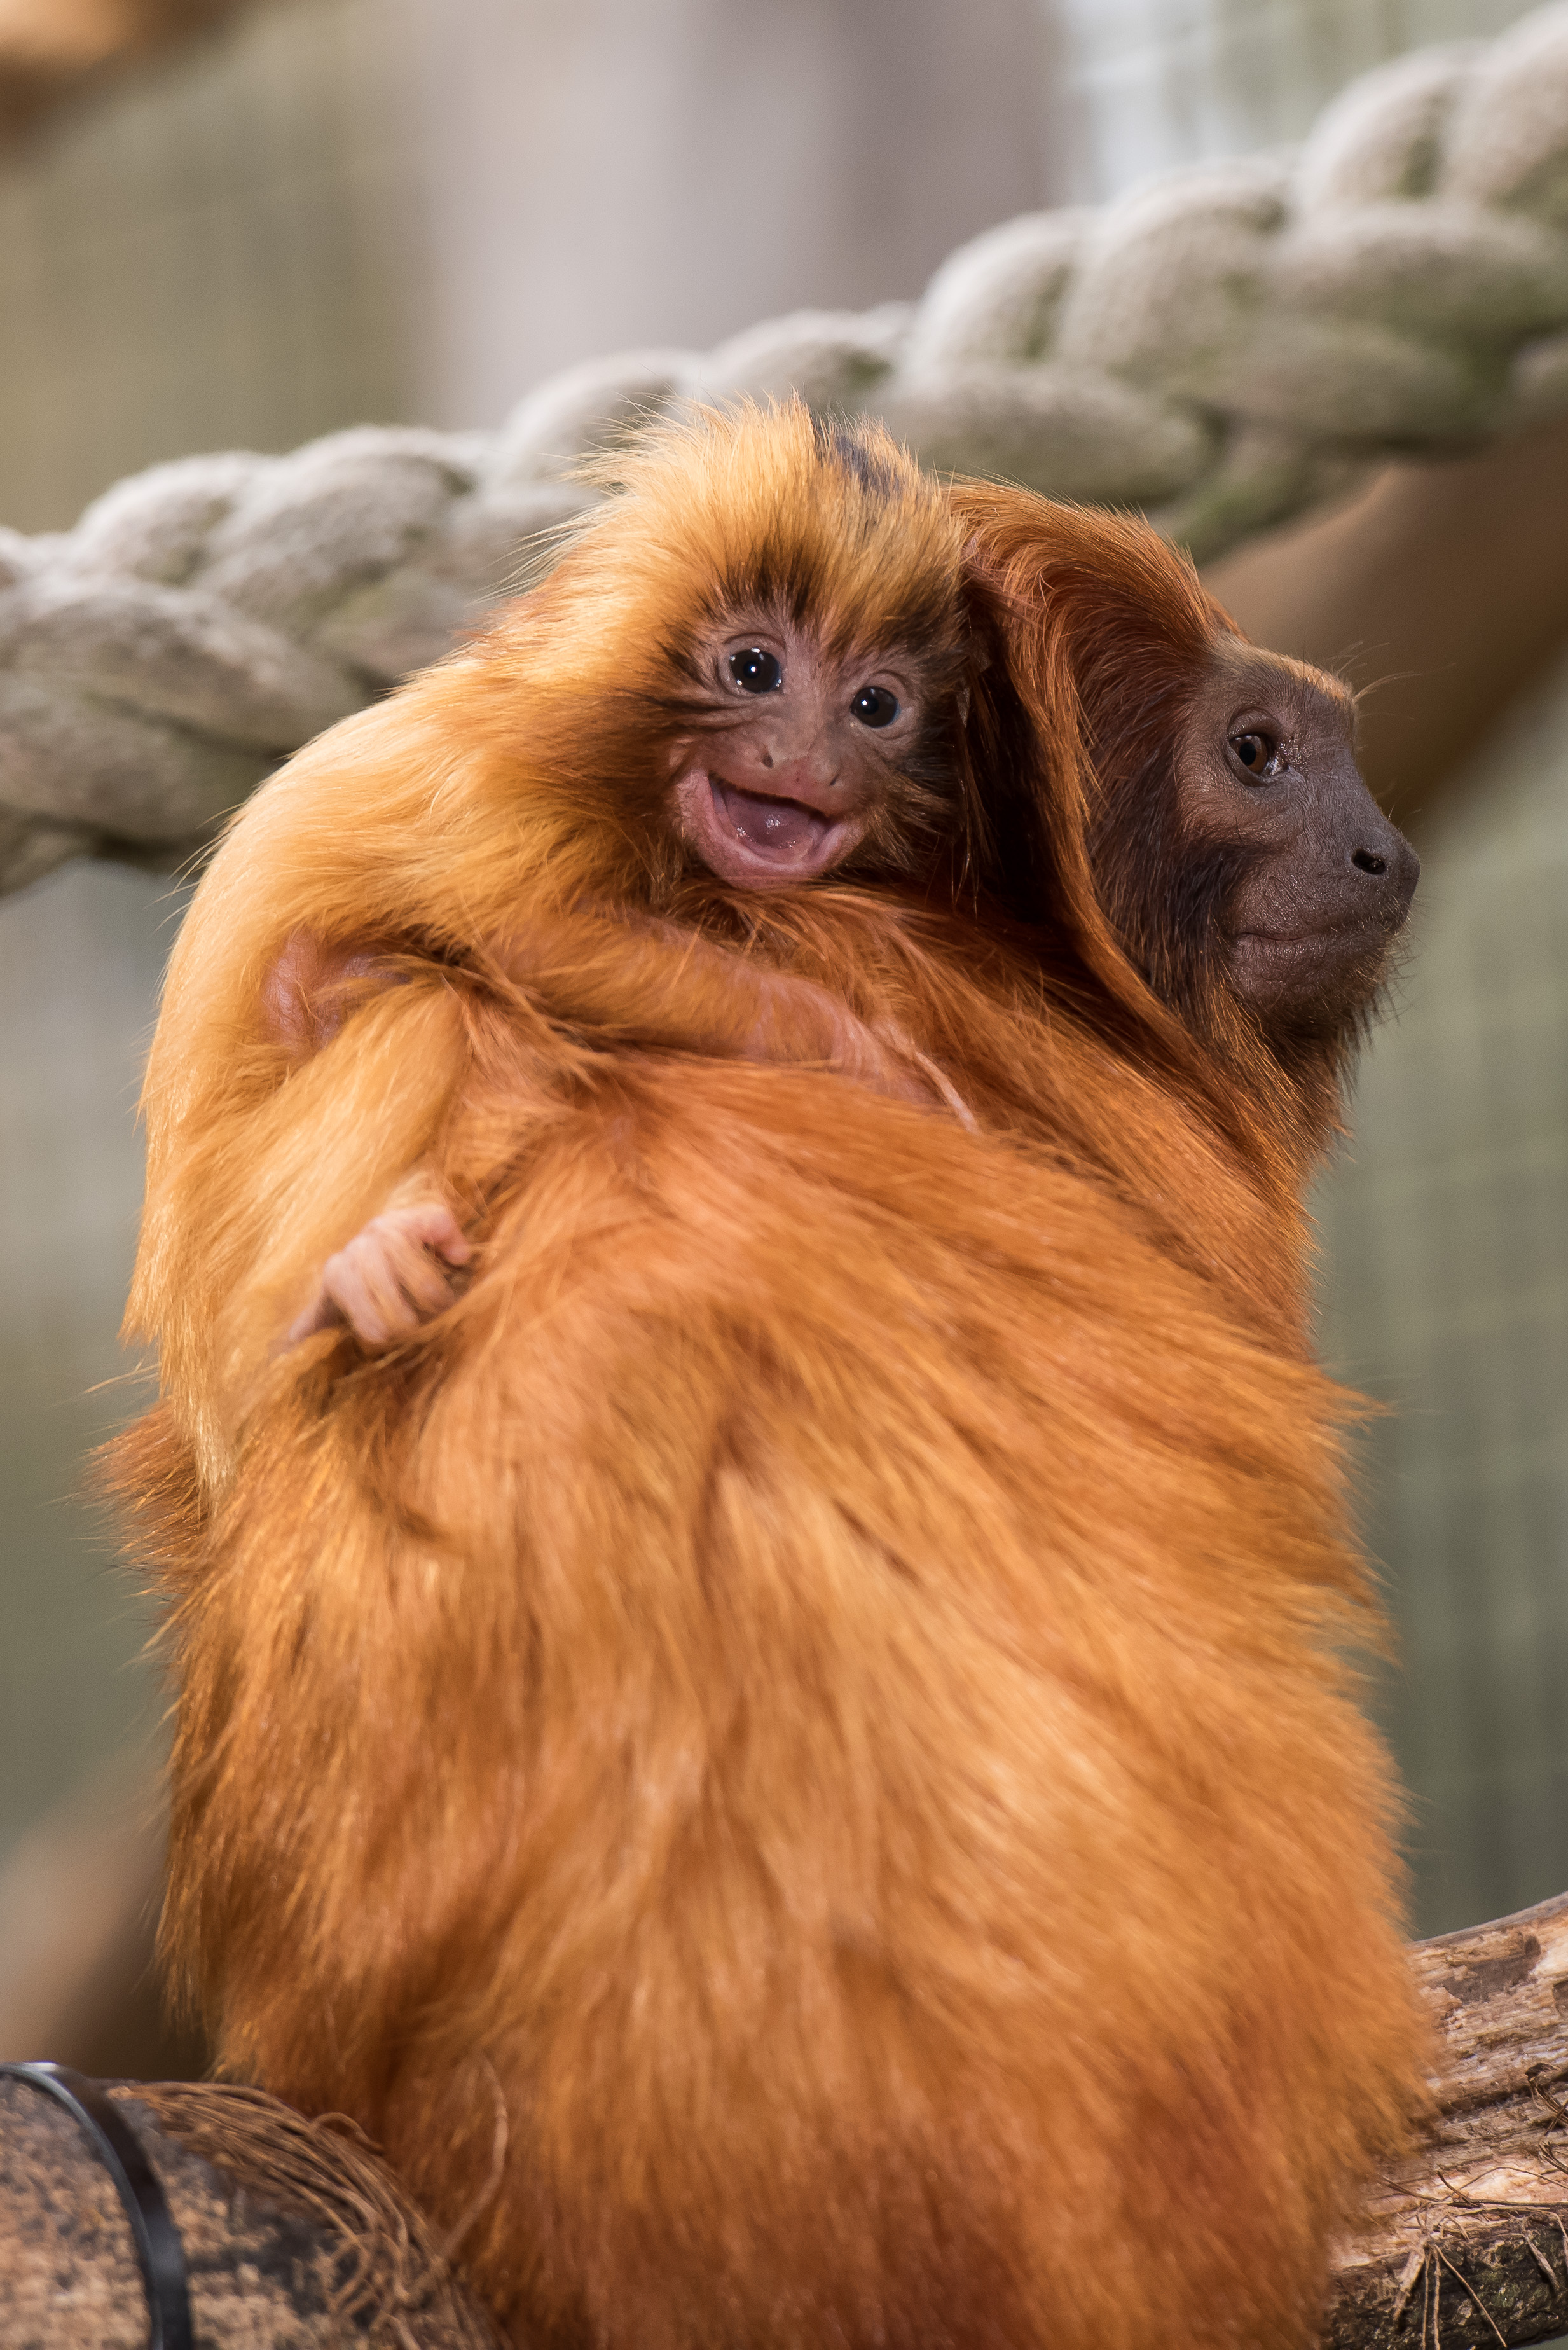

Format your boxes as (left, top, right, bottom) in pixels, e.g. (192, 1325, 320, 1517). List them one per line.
(668, 612, 932, 890)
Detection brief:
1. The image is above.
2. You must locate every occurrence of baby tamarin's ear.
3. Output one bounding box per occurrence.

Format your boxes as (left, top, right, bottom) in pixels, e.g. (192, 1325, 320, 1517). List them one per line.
(263, 929, 406, 1060)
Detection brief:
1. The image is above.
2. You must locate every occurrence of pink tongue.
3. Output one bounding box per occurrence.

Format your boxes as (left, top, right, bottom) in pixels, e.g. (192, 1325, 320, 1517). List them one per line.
(713, 780, 826, 862)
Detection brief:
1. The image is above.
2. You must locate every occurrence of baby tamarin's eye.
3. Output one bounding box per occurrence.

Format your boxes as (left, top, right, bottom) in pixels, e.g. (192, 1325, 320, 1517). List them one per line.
(729, 647, 783, 694)
(850, 686, 899, 729)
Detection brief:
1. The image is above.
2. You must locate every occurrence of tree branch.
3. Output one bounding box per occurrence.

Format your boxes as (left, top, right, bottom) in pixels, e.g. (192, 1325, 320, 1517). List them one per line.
(1328, 1891, 1568, 2348)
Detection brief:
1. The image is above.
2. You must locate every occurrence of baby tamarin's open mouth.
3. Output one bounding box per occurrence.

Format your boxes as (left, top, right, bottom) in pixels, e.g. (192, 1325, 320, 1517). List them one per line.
(710, 778, 834, 864)
(675, 766, 857, 885)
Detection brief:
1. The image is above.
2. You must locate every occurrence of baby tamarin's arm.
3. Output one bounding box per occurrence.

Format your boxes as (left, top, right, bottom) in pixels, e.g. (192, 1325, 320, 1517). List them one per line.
(271, 916, 971, 1353)
(265, 932, 471, 1350)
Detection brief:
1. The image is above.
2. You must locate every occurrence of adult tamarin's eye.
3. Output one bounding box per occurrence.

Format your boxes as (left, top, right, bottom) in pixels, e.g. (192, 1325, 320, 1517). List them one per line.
(729, 647, 783, 693)
(1228, 729, 1284, 779)
(851, 686, 899, 729)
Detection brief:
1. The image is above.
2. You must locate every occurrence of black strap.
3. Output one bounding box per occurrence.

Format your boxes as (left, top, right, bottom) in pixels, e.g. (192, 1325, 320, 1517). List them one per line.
(1, 2060, 193, 2350)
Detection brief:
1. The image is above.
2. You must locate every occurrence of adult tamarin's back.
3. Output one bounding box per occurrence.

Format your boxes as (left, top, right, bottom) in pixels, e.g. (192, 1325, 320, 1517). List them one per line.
(123, 948, 1423, 2350)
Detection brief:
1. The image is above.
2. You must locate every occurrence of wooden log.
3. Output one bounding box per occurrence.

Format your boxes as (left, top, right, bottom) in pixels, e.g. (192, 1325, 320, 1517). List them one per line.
(0, 2072, 504, 2346)
(1327, 1891, 1568, 2348)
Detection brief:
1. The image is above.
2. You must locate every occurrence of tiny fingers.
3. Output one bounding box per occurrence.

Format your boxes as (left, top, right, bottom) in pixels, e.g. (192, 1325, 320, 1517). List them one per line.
(321, 1234, 408, 1348)
(283, 1198, 475, 1354)
(319, 1208, 471, 1348)
(397, 1201, 473, 1266)
(385, 1226, 466, 1317)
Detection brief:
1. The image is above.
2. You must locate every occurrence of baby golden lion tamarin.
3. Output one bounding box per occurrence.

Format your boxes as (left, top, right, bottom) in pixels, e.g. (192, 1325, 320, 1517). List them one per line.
(278, 499, 965, 1348)
(118, 404, 1427, 2350)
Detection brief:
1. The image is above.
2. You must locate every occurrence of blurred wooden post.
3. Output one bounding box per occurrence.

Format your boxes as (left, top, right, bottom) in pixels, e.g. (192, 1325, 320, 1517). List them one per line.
(0, 1756, 206, 2080)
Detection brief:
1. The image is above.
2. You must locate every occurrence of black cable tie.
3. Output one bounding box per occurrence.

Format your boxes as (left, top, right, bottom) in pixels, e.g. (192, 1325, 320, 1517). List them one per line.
(1, 2059, 194, 2350)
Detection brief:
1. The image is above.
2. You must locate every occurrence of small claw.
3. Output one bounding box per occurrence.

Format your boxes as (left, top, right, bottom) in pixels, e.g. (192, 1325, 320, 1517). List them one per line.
(284, 1290, 343, 1348)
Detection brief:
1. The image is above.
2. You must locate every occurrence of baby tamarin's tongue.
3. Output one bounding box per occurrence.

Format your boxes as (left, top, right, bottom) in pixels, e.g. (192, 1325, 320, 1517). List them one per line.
(712, 779, 827, 862)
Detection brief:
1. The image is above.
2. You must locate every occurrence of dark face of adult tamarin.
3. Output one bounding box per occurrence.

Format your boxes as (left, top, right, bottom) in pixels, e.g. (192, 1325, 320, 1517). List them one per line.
(1181, 639, 1419, 1040)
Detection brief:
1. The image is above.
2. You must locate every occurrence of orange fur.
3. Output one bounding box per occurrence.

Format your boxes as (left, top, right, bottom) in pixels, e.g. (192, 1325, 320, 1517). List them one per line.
(116, 405, 1427, 2349)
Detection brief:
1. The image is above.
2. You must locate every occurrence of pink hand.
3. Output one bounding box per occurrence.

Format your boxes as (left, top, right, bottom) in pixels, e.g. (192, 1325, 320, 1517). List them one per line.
(287, 1201, 472, 1350)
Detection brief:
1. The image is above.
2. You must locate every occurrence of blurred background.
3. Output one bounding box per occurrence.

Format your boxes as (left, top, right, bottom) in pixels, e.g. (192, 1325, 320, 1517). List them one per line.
(0, 0, 1562, 2079)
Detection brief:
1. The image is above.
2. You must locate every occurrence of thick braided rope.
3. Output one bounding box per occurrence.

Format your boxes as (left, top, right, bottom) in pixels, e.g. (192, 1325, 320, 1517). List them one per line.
(7, 1, 1568, 894)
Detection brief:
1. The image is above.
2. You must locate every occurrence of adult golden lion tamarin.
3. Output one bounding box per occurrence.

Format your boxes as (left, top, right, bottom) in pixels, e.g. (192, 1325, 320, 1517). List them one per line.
(116, 404, 1426, 2350)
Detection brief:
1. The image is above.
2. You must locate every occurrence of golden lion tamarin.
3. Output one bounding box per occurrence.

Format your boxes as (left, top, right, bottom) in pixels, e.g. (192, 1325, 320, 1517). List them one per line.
(115, 404, 1426, 2350)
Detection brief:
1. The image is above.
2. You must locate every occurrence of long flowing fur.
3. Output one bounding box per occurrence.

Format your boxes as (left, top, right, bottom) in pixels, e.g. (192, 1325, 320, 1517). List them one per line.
(115, 403, 1428, 2350)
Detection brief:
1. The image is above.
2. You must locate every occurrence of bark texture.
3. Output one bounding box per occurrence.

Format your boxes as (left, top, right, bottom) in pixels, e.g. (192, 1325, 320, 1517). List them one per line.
(1328, 1891, 1568, 2348)
(0, 2074, 504, 2347)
